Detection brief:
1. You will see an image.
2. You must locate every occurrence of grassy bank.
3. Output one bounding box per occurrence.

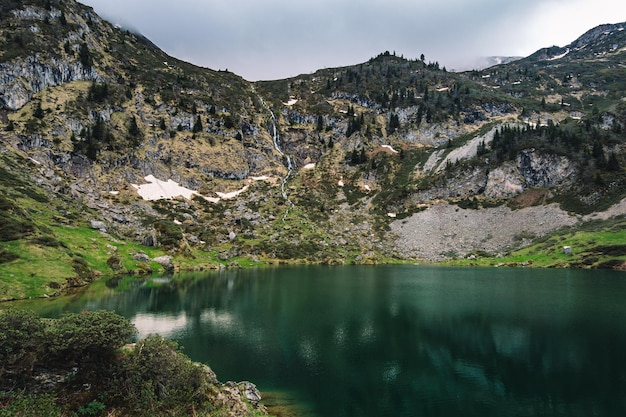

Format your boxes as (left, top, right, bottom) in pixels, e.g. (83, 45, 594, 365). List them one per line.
(448, 216, 626, 269)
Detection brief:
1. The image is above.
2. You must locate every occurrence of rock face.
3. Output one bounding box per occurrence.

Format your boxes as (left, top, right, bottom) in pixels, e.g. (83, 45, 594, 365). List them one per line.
(516, 149, 575, 188)
(485, 150, 575, 198)
(0, 56, 102, 110)
(485, 163, 524, 198)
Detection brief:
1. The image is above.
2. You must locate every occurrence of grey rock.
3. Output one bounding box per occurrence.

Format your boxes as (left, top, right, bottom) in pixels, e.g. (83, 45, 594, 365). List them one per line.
(89, 220, 107, 231)
(153, 256, 174, 271)
(133, 252, 150, 262)
(237, 381, 262, 406)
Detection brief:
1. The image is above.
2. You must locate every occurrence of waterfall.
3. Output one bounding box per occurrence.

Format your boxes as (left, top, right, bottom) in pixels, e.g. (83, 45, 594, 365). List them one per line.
(269, 109, 294, 201)
(256, 92, 294, 205)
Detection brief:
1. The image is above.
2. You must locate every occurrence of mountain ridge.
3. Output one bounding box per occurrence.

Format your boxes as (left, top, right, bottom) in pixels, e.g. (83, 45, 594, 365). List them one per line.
(1, 0, 625, 301)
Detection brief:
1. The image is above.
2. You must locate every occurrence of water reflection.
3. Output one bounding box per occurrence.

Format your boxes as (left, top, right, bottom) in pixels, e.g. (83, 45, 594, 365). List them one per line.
(12, 265, 626, 417)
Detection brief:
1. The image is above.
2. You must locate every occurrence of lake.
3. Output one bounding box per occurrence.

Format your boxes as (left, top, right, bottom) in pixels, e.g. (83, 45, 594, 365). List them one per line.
(11, 265, 626, 417)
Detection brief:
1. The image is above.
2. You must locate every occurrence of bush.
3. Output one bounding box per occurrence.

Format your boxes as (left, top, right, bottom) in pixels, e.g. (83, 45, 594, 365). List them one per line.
(0, 310, 233, 417)
(47, 310, 136, 363)
(0, 310, 46, 378)
(0, 393, 61, 417)
(152, 219, 183, 248)
(114, 335, 214, 416)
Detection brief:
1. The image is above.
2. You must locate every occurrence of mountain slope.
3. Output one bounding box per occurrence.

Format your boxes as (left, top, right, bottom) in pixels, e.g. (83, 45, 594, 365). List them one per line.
(1, 0, 626, 300)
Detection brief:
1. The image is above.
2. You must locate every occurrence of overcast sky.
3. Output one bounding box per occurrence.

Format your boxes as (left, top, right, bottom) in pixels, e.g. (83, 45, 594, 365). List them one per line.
(80, 0, 626, 81)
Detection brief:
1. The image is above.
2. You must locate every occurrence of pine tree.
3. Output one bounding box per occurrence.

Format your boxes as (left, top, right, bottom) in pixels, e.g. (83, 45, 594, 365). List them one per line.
(607, 152, 621, 172)
(33, 101, 44, 119)
(79, 43, 92, 68)
(128, 116, 141, 137)
(193, 115, 203, 133)
(388, 113, 400, 134)
(316, 115, 324, 132)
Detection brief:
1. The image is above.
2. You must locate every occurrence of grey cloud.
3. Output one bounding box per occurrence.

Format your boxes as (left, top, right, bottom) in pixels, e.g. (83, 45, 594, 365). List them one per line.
(81, 0, 624, 80)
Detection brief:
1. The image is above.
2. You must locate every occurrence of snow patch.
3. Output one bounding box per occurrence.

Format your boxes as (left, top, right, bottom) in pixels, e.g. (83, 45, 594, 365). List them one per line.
(216, 185, 249, 200)
(132, 175, 198, 201)
(303, 163, 316, 170)
(382, 144, 399, 154)
(132, 174, 259, 203)
(283, 98, 298, 106)
(548, 49, 570, 61)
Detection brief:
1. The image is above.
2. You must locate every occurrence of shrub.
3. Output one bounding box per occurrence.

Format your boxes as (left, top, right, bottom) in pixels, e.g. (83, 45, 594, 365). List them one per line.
(0, 309, 46, 378)
(113, 335, 214, 416)
(0, 393, 61, 417)
(152, 219, 183, 248)
(47, 310, 136, 364)
(0, 310, 226, 417)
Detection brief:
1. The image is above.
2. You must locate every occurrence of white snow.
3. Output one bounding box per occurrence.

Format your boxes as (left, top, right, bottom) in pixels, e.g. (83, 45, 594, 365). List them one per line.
(283, 98, 298, 106)
(132, 175, 198, 201)
(216, 185, 249, 200)
(303, 163, 316, 170)
(132, 175, 265, 203)
(28, 157, 41, 165)
(109, 191, 119, 195)
(382, 145, 399, 154)
(202, 196, 221, 204)
(548, 49, 570, 61)
(338, 179, 344, 187)
(387, 213, 397, 218)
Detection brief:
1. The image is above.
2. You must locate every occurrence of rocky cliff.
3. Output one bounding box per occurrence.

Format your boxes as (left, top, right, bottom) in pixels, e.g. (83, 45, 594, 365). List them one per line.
(1, 0, 626, 299)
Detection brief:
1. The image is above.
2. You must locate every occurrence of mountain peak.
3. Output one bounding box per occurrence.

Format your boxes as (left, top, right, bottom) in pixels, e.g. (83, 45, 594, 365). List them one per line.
(525, 21, 626, 62)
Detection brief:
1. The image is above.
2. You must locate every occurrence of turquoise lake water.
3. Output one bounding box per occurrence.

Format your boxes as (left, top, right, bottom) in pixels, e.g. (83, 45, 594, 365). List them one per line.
(16, 265, 626, 416)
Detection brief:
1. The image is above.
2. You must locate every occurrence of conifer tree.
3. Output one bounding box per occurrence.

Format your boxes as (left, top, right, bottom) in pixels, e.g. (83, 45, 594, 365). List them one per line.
(193, 115, 203, 133)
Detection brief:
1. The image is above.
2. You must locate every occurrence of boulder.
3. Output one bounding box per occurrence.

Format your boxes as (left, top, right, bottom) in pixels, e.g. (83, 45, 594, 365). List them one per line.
(237, 381, 262, 406)
(133, 252, 150, 262)
(89, 220, 107, 231)
(153, 256, 174, 271)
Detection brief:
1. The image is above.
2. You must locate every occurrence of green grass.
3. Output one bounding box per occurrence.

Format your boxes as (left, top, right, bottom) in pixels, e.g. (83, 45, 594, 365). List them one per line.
(451, 217, 626, 269)
(0, 240, 73, 300)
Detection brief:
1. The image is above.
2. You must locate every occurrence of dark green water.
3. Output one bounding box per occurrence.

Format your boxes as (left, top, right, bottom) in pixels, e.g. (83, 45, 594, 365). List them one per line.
(13, 265, 626, 416)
